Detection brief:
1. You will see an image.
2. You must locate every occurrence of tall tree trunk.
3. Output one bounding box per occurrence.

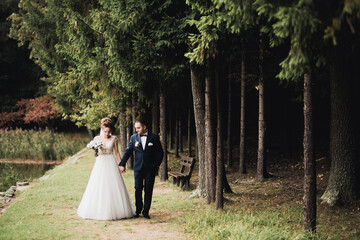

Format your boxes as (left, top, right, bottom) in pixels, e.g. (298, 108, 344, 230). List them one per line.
(179, 116, 183, 153)
(216, 61, 224, 210)
(321, 46, 358, 205)
(256, 31, 268, 181)
(239, 51, 247, 174)
(127, 101, 134, 169)
(130, 95, 136, 169)
(86, 126, 94, 140)
(175, 113, 180, 157)
(190, 64, 206, 196)
(303, 72, 316, 232)
(152, 95, 159, 134)
(222, 156, 233, 193)
(205, 58, 216, 203)
(126, 120, 131, 146)
(169, 112, 174, 150)
(159, 93, 168, 181)
(132, 92, 136, 132)
(188, 107, 192, 157)
(130, 94, 136, 169)
(227, 66, 232, 168)
(119, 110, 127, 156)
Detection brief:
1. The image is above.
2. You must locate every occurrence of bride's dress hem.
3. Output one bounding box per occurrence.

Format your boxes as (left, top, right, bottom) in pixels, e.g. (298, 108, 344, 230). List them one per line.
(77, 214, 136, 221)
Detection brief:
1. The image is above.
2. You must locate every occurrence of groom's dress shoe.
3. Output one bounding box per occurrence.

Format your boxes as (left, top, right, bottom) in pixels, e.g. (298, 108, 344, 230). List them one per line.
(134, 213, 140, 218)
(143, 213, 151, 219)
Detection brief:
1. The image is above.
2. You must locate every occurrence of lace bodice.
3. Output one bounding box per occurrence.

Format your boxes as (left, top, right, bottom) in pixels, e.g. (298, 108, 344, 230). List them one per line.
(94, 136, 116, 155)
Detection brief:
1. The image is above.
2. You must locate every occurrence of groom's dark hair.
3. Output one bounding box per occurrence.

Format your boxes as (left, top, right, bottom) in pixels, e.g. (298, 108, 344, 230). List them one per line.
(135, 118, 148, 127)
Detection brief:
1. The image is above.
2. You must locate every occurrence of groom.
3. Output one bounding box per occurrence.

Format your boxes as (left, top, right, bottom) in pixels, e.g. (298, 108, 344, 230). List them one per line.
(119, 120, 164, 219)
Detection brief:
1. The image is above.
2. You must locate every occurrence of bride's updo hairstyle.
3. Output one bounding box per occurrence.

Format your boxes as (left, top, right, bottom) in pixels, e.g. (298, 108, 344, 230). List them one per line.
(101, 117, 113, 132)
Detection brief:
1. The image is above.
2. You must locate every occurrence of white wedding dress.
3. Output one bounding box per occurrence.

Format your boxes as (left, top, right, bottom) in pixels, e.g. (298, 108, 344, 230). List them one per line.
(77, 135, 135, 220)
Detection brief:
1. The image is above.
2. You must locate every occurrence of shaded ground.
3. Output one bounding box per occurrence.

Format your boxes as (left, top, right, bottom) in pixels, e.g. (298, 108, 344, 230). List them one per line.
(186, 149, 360, 239)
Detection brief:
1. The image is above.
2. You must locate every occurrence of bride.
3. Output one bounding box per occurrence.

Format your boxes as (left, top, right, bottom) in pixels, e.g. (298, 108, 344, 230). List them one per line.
(77, 117, 135, 220)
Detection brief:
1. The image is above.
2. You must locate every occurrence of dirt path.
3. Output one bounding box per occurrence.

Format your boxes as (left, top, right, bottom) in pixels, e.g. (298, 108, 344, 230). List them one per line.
(1, 149, 189, 239)
(67, 182, 188, 240)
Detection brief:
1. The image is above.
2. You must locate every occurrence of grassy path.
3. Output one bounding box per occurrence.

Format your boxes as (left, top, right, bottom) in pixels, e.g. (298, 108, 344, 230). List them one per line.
(0, 149, 194, 240)
(1, 148, 359, 239)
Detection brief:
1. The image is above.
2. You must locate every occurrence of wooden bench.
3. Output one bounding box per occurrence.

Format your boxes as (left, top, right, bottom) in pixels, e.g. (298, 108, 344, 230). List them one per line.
(168, 156, 196, 188)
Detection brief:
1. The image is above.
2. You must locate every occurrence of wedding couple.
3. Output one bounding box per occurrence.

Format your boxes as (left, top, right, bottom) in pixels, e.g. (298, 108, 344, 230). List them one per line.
(77, 117, 164, 220)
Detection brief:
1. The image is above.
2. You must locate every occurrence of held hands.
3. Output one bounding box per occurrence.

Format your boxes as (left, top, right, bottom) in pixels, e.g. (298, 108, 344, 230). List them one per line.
(119, 166, 126, 173)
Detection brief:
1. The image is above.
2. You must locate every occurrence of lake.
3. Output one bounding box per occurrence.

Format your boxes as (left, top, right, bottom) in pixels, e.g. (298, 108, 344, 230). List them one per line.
(0, 162, 56, 192)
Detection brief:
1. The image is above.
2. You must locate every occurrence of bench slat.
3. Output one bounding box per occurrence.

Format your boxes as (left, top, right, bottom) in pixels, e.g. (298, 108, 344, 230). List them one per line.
(180, 162, 192, 167)
(181, 156, 194, 162)
(168, 156, 196, 188)
(169, 172, 187, 177)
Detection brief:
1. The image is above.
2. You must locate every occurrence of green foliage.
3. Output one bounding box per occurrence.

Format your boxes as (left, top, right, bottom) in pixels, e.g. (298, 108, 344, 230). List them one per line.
(254, 0, 326, 82)
(0, 129, 88, 160)
(0, 0, 45, 113)
(0, 164, 19, 192)
(324, 0, 360, 45)
(9, 0, 189, 128)
(185, 0, 259, 65)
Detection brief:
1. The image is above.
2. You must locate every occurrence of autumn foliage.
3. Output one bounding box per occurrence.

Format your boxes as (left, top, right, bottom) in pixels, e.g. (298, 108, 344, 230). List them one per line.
(0, 96, 60, 129)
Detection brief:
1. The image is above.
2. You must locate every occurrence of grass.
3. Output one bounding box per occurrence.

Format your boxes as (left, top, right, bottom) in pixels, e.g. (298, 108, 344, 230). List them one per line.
(0, 129, 88, 160)
(0, 148, 359, 239)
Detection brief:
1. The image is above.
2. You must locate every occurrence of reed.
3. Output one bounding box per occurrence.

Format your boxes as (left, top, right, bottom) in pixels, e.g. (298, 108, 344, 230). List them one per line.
(0, 129, 88, 161)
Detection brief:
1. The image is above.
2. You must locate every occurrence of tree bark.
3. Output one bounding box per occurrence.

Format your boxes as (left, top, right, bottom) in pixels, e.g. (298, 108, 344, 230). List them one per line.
(169, 112, 174, 150)
(86, 126, 94, 140)
(321, 46, 359, 205)
(188, 107, 192, 157)
(175, 113, 179, 157)
(216, 61, 224, 210)
(119, 110, 127, 156)
(205, 58, 216, 204)
(132, 92, 136, 132)
(303, 72, 316, 232)
(152, 95, 159, 134)
(126, 120, 131, 146)
(222, 156, 233, 193)
(227, 66, 232, 168)
(179, 116, 183, 153)
(127, 101, 133, 169)
(190, 64, 206, 195)
(239, 51, 247, 174)
(256, 31, 268, 181)
(159, 93, 168, 181)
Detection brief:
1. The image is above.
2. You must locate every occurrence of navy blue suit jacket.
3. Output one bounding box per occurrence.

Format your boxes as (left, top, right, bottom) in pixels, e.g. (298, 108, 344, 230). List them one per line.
(119, 132, 164, 173)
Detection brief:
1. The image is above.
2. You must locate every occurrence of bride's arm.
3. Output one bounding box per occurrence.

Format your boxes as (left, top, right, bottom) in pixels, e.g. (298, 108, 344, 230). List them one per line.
(113, 136, 121, 164)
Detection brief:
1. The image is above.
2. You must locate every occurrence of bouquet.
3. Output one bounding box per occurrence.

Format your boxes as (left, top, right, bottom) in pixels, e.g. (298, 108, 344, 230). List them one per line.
(87, 140, 103, 156)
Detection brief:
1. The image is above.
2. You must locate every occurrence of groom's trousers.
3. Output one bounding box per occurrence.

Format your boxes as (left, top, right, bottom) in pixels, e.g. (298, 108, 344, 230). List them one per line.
(134, 166, 156, 215)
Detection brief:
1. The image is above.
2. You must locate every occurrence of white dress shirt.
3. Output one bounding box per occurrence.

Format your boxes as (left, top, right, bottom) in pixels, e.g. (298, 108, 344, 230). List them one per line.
(140, 133, 147, 150)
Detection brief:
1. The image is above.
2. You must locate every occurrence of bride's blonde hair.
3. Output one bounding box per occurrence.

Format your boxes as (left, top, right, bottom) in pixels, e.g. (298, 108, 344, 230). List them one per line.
(101, 117, 112, 131)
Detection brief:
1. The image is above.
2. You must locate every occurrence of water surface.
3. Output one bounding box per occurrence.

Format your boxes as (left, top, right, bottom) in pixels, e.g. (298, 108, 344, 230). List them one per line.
(0, 162, 55, 192)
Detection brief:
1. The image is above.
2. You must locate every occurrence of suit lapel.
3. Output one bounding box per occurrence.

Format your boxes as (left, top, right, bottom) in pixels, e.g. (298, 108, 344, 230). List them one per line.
(136, 134, 143, 151)
(144, 133, 151, 151)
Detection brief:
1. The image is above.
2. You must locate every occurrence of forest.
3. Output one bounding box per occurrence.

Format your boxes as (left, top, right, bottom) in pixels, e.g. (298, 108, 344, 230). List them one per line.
(0, 0, 359, 236)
